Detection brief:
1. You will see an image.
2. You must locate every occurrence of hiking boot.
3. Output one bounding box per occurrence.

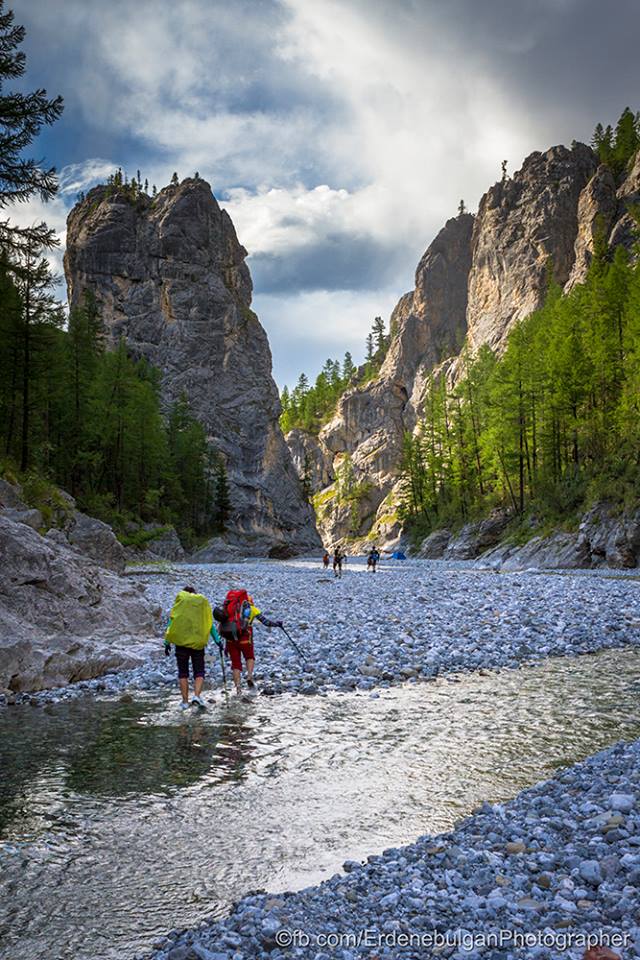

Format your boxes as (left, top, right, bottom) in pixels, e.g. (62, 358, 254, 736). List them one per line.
(247, 678, 256, 690)
(179, 701, 190, 711)
(191, 695, 206, 709)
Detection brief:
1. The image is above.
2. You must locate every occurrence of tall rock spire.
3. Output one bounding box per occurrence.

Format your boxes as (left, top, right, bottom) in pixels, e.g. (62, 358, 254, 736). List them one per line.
(64, 177, 320, 555)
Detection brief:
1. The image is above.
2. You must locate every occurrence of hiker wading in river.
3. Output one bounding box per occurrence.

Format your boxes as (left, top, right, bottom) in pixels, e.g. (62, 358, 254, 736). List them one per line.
(214, 589, 283, 696)
(164, 586, 222, 710)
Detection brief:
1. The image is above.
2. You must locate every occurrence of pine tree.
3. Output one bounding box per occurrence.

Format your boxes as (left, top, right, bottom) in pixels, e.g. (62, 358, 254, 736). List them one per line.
(170, 171, 179, 186)
(8, 231, 62, 470)
(0, 1, 63, 252)
(458, 199, 466, 215)
(342, 351, 355, 382)
(365, 332, 374, 363)
(213, 457, 231, 532)
(372, 316, 386, 353)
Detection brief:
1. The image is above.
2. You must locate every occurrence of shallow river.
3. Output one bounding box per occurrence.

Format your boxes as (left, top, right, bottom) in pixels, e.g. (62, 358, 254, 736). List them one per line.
(1, 647, 640, 960)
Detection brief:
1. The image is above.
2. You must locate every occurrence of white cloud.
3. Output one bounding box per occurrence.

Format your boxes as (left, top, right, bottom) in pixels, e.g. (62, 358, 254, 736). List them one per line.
(256, 287, 401, 388)
(16, 0, 635, 377)
(58, 159, 116, 196)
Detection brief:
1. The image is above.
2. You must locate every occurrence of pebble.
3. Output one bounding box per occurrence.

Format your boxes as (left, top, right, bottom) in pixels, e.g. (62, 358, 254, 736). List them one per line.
(4, 556, 639, 708)
(151, 738, 640, 960)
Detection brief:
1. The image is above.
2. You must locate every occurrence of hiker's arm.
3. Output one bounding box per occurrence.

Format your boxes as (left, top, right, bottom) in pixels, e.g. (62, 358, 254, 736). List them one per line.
(255, 613, 283, 629)
(209, 622, 223, 649)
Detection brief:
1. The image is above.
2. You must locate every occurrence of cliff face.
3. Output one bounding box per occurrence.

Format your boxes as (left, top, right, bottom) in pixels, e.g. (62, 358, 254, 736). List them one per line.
(308, 213, 474, 547)
(466, 144, 596, 350)
(65, 179, 320, 555)
(299, 142, 640, 550)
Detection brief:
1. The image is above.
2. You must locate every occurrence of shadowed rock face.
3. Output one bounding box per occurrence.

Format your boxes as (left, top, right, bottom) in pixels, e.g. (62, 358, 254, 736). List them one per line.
(309, 214, 475, 549)
(64, 178, 319, 555)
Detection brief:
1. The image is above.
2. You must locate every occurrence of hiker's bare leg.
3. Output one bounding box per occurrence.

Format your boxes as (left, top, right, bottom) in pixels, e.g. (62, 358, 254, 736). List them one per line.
(194, 676, 204, 697)
(179, 678, 189, 703)
(232, 668, 242, 693)
(246, 658, 255, 681)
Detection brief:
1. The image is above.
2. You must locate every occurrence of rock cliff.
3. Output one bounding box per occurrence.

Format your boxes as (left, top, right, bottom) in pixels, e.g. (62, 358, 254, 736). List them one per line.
(308, 214, 474, 547)
(0, 511, 161, 694)
(64, 178, 320, 556)
(296, 142, 640, 550)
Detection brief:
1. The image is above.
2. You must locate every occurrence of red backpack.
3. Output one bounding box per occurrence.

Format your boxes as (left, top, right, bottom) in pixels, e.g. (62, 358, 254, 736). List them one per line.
(222, 589, 252, 640)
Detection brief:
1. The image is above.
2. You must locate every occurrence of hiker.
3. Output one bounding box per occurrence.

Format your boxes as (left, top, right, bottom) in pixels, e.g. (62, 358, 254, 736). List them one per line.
(322, 551, 330, 568)
(332, 547, 343, 578)
(164, 586, 222, 710)
(214, 589, 283, 696)
(367, 547, 380, 572)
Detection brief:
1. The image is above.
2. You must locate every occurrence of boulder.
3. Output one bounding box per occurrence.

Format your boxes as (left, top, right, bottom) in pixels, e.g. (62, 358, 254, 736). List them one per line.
(0, 507, 43, 530)
(0, 479, 27, 510)
(190, 537, 249, 563)
(417, 529, 452, 559)
(578, 503, 640, 568)
(67, 510, 127, 574)
(0, 515, 160, 693)
(143, 525, 185, 561)
(125, 524, 186, 563)
(445, 512, 511, 560)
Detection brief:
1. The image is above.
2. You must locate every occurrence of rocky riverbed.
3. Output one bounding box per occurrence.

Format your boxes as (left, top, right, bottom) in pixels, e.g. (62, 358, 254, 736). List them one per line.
(151, 737, 640, 960)
(3, 557, 639, 708)
(132, 557, 640, 696)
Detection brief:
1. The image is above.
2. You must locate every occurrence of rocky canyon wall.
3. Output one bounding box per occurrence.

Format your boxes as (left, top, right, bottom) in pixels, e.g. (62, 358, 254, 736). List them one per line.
(65, 178, 320, 556)
(296, 142, 640, 550)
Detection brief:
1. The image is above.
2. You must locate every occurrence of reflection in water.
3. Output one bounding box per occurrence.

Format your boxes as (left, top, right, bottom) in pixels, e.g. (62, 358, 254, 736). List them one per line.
(1, 647, 640, 960)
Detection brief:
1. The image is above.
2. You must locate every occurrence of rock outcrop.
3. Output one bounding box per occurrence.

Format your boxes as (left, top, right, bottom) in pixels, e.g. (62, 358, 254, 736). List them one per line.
(295, 142, 640, 549)
(0, 514, 161, 693)
(64, 178, 319, 556)
(67, 510, 127, 573)
(413, 502, 640, 571)
(465, 144, 596, 351)
(307, 214, 474, 549)
(567, 149, 640, 289)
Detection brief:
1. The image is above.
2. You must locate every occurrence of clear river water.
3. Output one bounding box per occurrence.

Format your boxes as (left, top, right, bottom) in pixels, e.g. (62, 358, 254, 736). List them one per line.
(1, 647, 640, 960)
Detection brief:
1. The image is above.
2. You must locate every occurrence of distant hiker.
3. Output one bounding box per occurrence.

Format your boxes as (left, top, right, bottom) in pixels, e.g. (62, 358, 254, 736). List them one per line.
(322, 551, 330, 568)
(367, 548, 380, 572)
(214, 589, 283, 696)
(333, 548, 343, 578)
(164, 586, 222, 710)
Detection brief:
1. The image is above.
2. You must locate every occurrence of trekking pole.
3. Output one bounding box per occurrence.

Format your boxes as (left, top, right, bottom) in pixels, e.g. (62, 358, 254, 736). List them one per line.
(280, 625, 307, 663)
(219, 646, 228, 696)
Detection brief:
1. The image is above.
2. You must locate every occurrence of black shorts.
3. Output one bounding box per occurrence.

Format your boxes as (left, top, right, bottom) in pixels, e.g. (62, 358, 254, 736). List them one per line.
(175, 645, 205, 679)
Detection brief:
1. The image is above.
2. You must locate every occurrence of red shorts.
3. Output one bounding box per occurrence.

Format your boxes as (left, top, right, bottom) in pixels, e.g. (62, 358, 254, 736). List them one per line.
(226, 639, 255, 671)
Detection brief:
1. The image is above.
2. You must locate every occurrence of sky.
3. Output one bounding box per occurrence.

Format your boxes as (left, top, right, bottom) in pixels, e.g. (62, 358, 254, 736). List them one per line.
(11, 0, 640, 387)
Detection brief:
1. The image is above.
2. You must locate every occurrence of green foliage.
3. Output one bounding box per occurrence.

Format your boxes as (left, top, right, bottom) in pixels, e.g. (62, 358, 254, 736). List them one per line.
(280, 316, 391, 434)
(211, 456, 231, 534)
(400, 245, 640, 538)
(0, 280, 223, 542)
(0, 0, 63, 252)
(334, 455, 373, 533)
(0, 5, 222, 544)
(591, 108, 640, 174)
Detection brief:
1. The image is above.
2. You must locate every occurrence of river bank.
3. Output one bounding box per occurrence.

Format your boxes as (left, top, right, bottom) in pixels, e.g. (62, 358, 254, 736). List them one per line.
(150, 735, 640, 960)
(2, 557, 640, 708)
